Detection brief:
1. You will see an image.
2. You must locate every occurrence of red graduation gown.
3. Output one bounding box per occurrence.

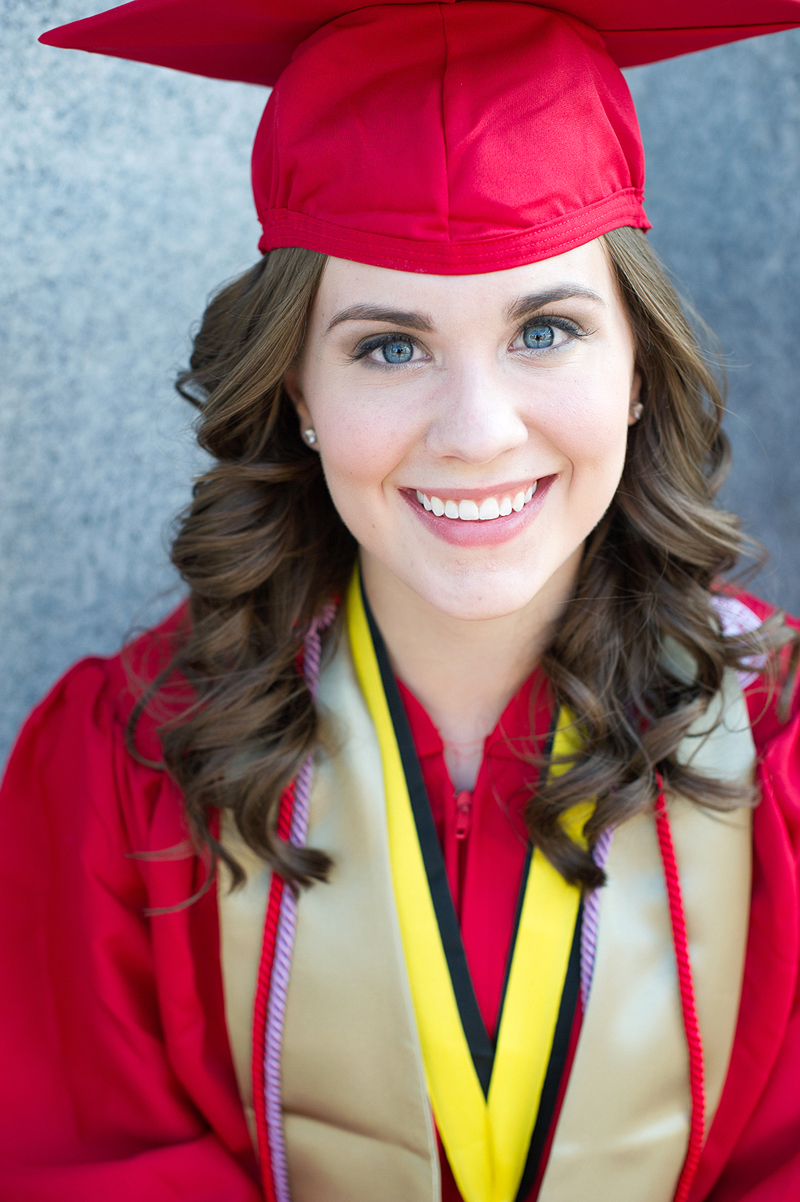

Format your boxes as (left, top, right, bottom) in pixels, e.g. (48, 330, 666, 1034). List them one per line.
(1, 593, 799, 1201)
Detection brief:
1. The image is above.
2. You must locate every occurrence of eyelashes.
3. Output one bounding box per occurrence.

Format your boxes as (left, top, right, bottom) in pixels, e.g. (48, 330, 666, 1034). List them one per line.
(514, 316, 587, 350)
(348, 314, 588, 366)
(350, 333, 420, 364)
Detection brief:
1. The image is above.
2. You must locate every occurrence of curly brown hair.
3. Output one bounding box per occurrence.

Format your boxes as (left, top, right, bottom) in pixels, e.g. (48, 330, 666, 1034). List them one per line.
(129, 229, 795, 893)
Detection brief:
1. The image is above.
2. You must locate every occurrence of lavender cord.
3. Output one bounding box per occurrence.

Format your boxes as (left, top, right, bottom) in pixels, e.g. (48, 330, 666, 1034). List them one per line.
(264, 604, 336, 1202)
(580, 827, 614, 1011)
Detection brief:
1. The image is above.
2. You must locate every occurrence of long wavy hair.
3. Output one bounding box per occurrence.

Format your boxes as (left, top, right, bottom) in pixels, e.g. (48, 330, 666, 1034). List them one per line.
(129, 229, 795, 891)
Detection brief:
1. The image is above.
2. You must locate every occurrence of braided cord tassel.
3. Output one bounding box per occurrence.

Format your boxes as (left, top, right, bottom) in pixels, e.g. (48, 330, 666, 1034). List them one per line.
(260, 604, 337, 1202)
(252, 767, 295, 1201)
(579, 826, 614, 1010)
(654, 774, 706, 1202)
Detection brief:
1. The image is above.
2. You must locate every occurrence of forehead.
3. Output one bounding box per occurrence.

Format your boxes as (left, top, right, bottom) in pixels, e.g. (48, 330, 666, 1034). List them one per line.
(314, 239, 618, 319)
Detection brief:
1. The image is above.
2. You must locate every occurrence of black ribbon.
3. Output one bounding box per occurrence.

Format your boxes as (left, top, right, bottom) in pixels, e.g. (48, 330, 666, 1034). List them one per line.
(361, 580, 582, 1187)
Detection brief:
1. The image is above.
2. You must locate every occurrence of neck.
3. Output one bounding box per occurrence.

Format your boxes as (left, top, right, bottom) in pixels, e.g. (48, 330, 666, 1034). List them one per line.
(360, 550, 581, 791)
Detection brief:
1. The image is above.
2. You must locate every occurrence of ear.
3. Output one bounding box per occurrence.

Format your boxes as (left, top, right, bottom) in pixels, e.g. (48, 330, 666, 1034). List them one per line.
(627, 367, 643, 426)
(283, 364, 313, 434)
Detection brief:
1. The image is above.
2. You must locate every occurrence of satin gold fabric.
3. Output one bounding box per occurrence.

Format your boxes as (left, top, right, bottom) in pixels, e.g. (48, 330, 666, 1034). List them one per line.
(538, 671, 753, 1202)
(278, 631, 440, 1201)
(218, 815, 272, 1148)
(218, 633, 753, 1202)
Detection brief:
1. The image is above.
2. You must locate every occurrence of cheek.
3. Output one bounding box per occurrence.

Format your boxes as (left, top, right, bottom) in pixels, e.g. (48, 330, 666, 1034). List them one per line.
(539, 374, 631, 483)
(308, 384, 421, 504)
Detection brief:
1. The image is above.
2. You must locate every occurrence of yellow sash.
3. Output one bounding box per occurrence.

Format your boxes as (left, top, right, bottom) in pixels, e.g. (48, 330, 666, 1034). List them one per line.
(347, 571, 591, 1202)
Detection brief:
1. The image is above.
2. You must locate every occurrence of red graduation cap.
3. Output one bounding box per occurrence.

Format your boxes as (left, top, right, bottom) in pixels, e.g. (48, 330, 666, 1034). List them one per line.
(41, 1, 800, 274)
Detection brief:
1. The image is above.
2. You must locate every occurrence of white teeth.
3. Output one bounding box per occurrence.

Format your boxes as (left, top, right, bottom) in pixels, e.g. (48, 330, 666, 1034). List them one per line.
(417, 484, 539, 521)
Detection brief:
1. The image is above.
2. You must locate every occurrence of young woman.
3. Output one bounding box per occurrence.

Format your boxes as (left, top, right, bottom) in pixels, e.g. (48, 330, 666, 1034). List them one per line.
(3, 3, 800, 1201)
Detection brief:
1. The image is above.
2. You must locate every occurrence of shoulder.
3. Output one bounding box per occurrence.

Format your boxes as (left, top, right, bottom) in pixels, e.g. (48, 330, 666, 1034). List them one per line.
(34, 601, 189, 742)
(712, 587, 800, 649)
(711, 589, 788, 638)
(0, 603, 192, 871)
(712, 588, 800, 749)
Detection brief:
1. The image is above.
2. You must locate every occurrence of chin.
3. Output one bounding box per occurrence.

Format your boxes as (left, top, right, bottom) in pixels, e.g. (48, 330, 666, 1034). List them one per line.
(409, 567, 555, 623)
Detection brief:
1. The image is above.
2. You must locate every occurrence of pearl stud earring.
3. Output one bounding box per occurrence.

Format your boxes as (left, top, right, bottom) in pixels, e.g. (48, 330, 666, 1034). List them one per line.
(303, 427, 318, 447)
(630, 402, 643, 422)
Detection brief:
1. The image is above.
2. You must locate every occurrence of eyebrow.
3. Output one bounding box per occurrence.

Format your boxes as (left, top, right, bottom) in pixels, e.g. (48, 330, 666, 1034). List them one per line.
(326, 304, 434, 334)
(506, 286, 606, 323)
(325, 286, 605, 336)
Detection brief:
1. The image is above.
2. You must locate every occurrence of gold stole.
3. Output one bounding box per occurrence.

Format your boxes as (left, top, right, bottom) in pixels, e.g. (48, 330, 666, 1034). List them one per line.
(218, 626, 753, 1202)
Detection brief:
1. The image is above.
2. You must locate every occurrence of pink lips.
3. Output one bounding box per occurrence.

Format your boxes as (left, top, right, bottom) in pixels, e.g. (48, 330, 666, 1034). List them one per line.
(401, 474, 556, 547)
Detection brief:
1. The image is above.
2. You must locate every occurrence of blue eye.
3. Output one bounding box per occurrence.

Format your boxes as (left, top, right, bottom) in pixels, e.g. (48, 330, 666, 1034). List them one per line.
(523, 323, 555, 349)
(351, 333, 423, 366)
(381, 337, 414, 363)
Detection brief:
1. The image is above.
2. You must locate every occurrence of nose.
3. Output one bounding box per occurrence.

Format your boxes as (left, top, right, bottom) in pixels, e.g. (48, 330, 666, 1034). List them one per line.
(426, 360, 529, 465)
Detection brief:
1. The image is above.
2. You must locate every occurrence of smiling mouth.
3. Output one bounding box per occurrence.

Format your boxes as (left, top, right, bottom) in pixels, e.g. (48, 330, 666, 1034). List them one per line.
(414, 482, 537, 521)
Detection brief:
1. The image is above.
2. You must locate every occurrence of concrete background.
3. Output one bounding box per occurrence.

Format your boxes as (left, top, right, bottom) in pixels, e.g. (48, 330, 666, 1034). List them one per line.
(2, 3, 800, 765)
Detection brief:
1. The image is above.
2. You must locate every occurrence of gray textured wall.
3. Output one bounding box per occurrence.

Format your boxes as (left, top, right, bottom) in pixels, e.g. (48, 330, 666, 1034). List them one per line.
(2, 4, 800, 765)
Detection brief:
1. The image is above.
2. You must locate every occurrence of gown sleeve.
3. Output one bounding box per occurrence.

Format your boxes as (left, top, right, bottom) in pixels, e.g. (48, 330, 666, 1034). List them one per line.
(697, 703, 800, 1202)
(0, 655, 261, 1201)
(693, 602, 800, 1202)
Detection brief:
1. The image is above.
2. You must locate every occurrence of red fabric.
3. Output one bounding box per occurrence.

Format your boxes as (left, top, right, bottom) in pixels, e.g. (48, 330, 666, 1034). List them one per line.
(39, 1, 800, 83)
(39, 2, 800, 275)
(654, 780, 706, 1202)
(1, 590, 800, 1199)
(0, 609, 260, 1201)
(686, 596, 800, 1202)
(250, 3, 649, 272)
